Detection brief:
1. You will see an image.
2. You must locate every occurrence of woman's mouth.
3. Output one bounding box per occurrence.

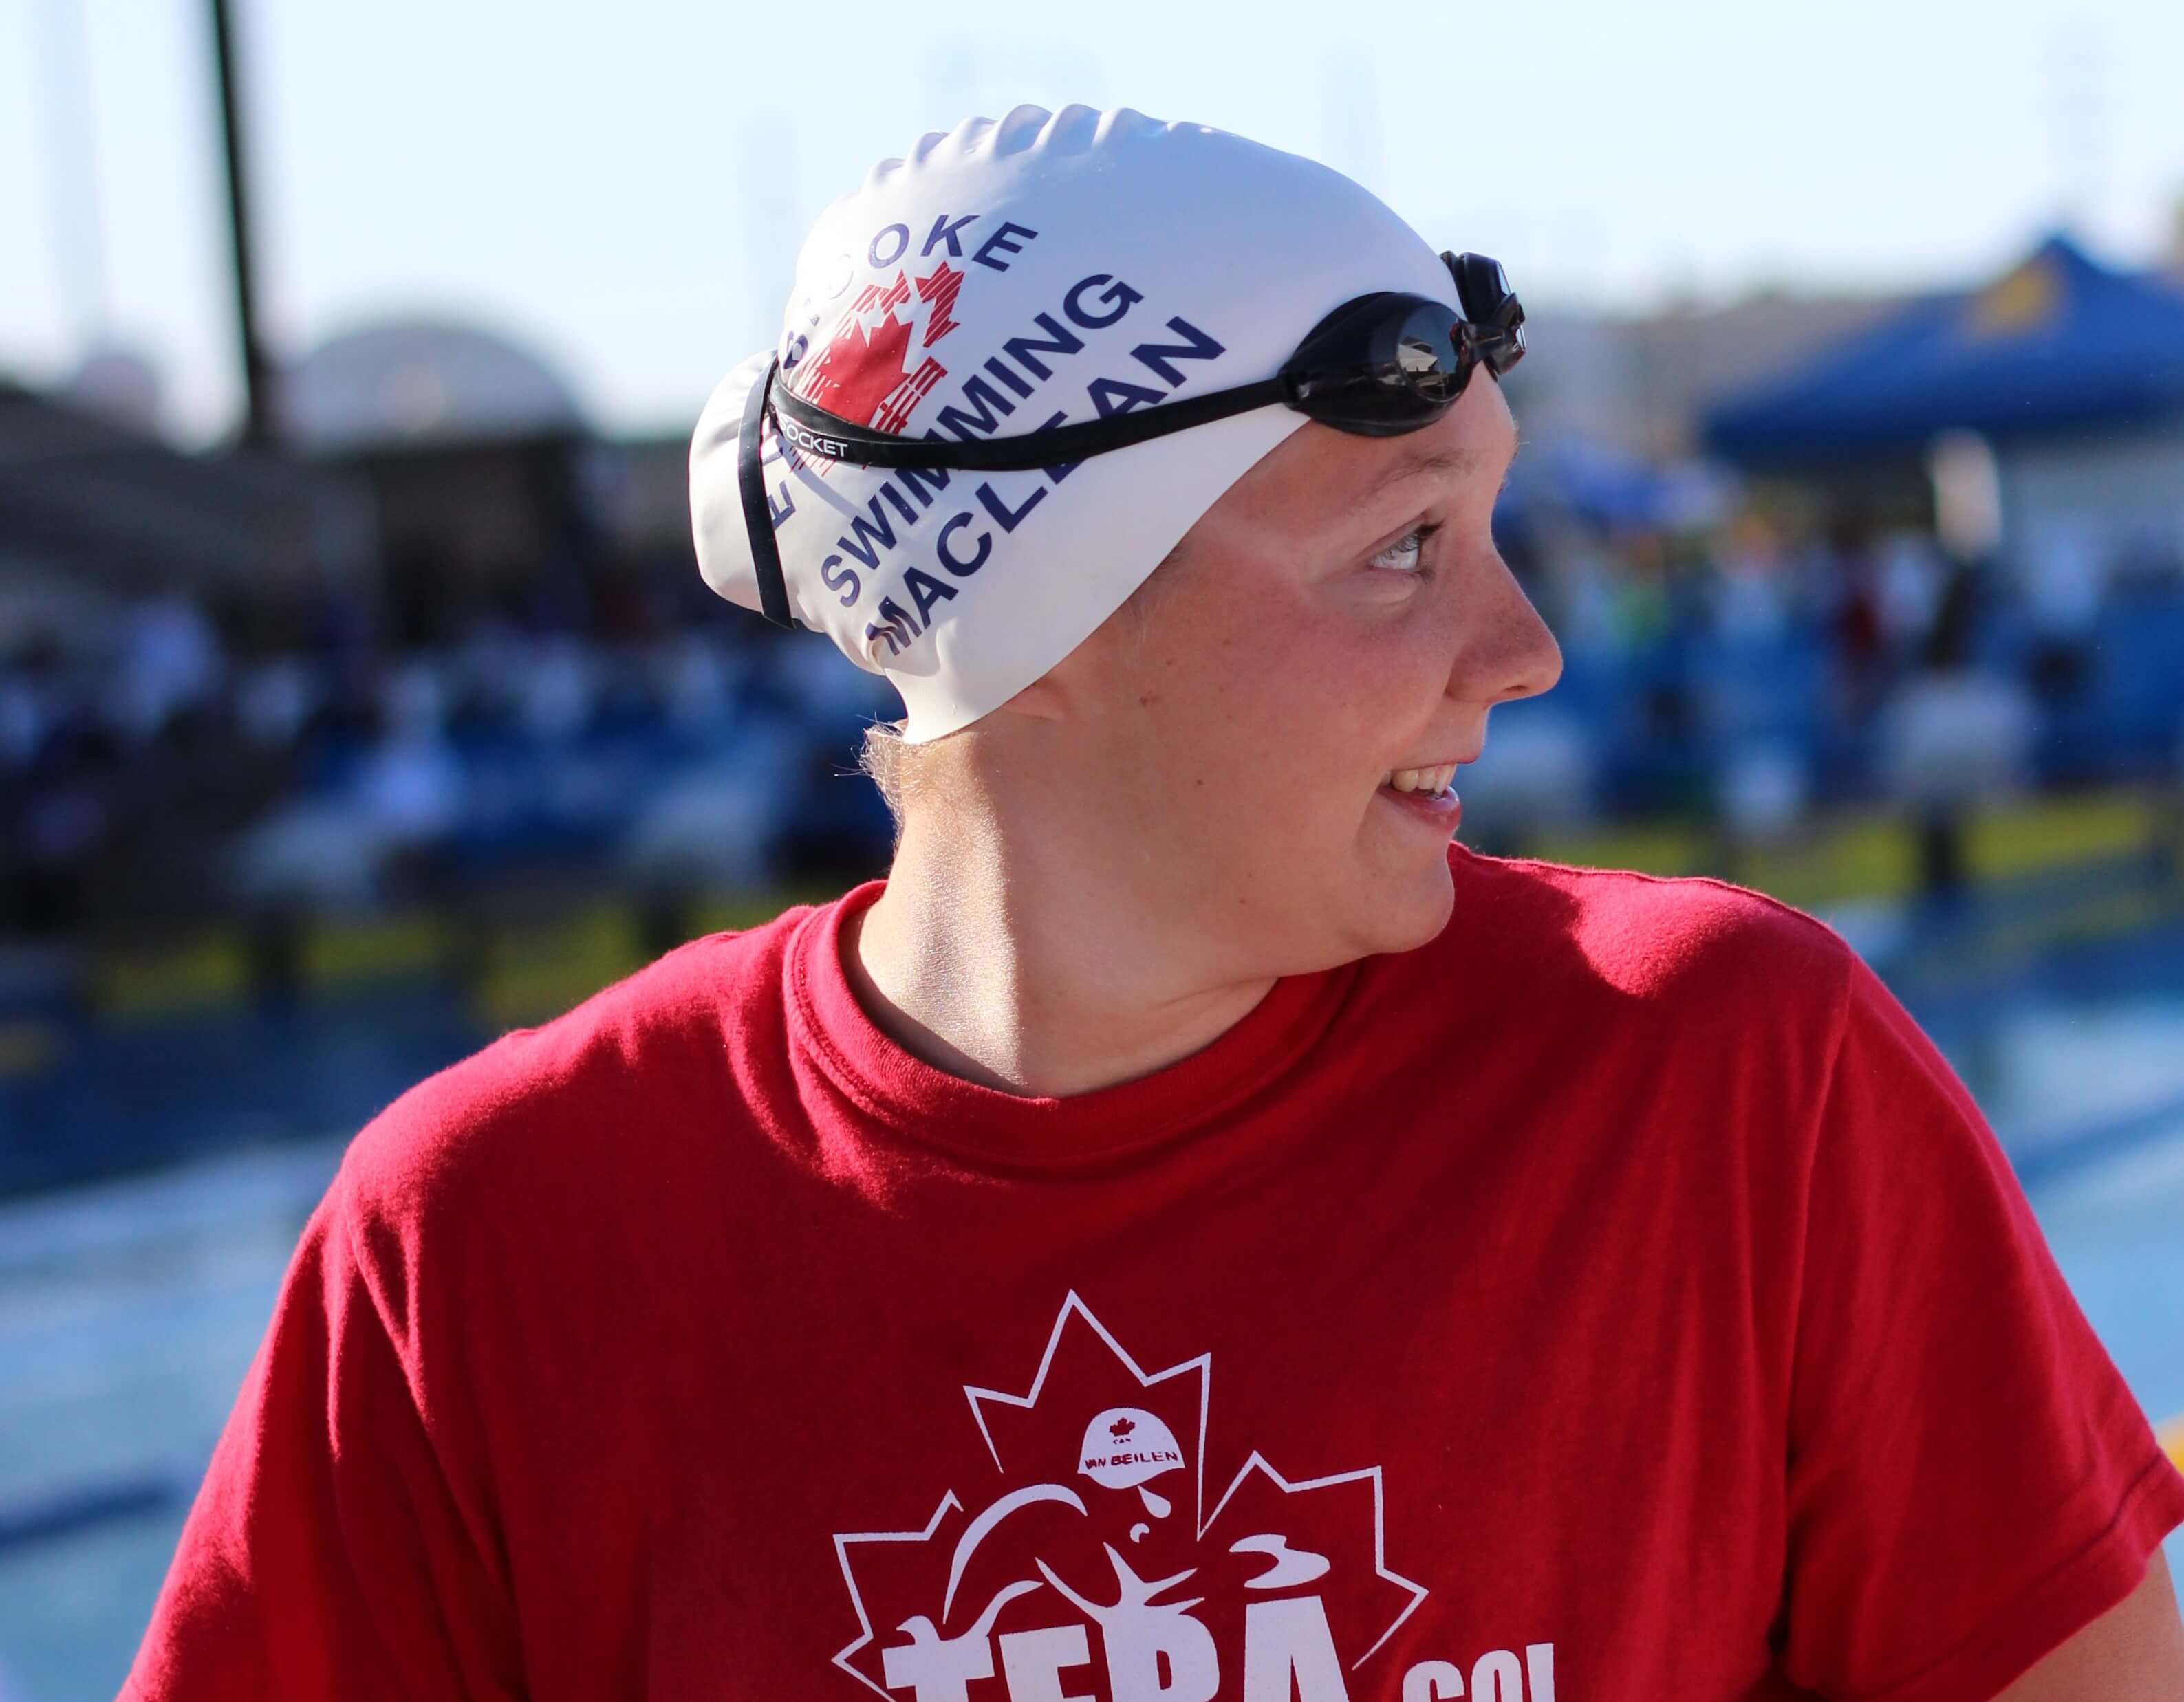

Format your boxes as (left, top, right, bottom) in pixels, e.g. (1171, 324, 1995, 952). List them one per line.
(1376, 763, 1463, 827)
(1382, 763, 1458, 796)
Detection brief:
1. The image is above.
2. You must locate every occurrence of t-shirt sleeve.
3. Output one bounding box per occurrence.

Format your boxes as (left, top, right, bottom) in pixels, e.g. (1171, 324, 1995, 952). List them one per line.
(119, 1168, 525, 1702)
(1776, 951, 2184, 1702)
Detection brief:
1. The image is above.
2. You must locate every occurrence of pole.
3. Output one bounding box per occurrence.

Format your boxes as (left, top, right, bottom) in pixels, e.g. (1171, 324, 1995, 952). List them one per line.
(207, 0, 273, 447)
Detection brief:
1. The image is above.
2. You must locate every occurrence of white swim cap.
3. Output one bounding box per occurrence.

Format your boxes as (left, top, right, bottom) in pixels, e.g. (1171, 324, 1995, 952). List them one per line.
(689, 103, 1456, 743)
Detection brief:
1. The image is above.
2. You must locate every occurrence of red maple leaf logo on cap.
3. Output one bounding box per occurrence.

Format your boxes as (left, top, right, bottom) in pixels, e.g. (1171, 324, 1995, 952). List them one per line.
(794, 261, 964, 433)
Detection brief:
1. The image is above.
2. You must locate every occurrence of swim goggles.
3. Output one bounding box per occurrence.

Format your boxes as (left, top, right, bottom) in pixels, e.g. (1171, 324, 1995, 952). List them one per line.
(737, 250, 1524, 629)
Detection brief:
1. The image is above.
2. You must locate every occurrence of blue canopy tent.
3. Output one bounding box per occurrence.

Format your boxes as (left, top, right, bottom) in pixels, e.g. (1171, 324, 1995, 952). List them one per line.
(1702, 234, 2184, 468)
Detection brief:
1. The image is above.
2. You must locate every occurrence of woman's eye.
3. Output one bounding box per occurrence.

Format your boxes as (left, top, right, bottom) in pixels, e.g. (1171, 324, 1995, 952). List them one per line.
(1370, 523, 1440, 574)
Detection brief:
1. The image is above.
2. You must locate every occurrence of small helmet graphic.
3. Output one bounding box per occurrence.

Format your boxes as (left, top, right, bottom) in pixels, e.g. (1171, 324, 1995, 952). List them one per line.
(1078, 1407, 1185, 1491)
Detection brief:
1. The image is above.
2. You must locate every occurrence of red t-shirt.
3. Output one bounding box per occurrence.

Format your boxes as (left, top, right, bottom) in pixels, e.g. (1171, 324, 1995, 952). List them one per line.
(122, 847, 2184, 1702)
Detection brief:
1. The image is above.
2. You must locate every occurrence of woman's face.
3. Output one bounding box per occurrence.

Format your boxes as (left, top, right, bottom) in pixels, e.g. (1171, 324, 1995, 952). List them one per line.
(1037, 371, 1561, 970)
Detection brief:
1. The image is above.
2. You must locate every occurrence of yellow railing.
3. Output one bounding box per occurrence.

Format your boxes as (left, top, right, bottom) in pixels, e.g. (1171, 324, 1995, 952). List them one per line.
(56, 783, 2178, 1028)
(1533, 784, 2172, 910)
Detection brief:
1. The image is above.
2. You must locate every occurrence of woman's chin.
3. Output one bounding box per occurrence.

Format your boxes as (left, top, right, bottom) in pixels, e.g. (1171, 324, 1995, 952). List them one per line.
(1351, 856, 1457, 959)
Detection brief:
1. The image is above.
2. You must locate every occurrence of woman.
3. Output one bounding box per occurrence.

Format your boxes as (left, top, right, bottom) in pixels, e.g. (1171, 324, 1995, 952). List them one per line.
(129, 106, 2182, 1701)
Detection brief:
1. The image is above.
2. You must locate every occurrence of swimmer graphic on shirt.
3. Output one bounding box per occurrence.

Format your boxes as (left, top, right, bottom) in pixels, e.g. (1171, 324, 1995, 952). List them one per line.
(834, 1295, 1555, 1701)
(878, 1403, 1341, 1702)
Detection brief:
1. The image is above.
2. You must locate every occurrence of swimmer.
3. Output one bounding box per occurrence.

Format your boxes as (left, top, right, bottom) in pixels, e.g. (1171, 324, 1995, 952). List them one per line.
(125, 105, 2183, 1701)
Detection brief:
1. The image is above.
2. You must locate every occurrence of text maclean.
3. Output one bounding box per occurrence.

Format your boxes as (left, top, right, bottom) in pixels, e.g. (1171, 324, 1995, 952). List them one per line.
(761, 221, 1231, 660)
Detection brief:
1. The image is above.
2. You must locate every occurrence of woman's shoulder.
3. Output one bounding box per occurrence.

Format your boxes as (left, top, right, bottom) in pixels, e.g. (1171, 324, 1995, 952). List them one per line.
(334, 899, 824, 1242)
(1438, 843, 1859, 1018)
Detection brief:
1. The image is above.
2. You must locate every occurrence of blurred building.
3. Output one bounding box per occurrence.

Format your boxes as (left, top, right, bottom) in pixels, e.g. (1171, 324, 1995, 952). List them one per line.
(0, 378, 376, 639)
(1513, 228, 2184, 567)
(283, 318, 618, 644)
(1508, 281, 1932, 538)
(1702, 232, 2184, 582)
(1513, 290, 1909, 463)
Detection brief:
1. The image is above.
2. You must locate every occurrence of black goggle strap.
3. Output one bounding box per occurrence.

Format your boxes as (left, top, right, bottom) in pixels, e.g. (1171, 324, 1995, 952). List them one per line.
(1444, 250, 1526, 376)
(768, 372, 1290, 474)
(757, 257, 1524, 481)
(737, 359, 801, 631)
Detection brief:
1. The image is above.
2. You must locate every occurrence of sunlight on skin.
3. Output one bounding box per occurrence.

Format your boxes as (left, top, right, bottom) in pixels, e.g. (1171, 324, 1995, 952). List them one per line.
(1992, 1549, 2184, 1699)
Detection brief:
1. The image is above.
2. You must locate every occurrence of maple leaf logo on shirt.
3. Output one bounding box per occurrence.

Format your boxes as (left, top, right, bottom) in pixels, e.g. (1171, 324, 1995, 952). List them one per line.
(830, 1292, 1427, 1701)
(793, 261, 965, 435)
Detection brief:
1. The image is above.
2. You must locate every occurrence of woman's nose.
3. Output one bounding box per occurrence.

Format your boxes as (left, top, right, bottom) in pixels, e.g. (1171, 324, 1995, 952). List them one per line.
(1454, 556, 1564, 707)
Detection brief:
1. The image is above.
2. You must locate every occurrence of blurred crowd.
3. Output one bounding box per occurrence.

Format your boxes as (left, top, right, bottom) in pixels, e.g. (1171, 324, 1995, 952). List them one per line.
(6, 510, 2184, 944)
(0, 552, 898, 942)
(1475, 510, 2184, 853)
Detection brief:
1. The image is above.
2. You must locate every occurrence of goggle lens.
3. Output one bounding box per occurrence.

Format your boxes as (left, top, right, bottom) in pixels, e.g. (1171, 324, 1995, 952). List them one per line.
(1277, 254, 1525, 438)
(1395, 305, 1464, 402)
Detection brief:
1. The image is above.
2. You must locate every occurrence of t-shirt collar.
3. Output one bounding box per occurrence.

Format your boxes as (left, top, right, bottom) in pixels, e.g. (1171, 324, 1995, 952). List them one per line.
(785, 878, 1361, 1170)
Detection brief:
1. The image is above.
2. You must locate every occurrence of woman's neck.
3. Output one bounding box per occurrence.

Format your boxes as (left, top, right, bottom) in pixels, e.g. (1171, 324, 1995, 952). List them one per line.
(843, 795, 1277, 1100)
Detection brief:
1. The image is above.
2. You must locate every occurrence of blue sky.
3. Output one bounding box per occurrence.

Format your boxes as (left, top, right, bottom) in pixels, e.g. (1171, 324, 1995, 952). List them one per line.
(4, 0, 2181, 444)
